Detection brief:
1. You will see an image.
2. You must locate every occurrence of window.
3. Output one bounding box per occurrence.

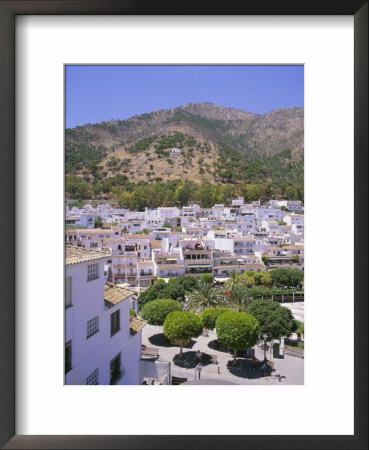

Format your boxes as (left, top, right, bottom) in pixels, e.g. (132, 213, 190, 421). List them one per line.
(65, 341, 72, 373)
(87, 316, 99, 338)
(110, 310, 120, 336)
(91, 242, 98, 248)
(65, 276, 72, 308)
(86, 369, 99, 385)
(87, 263, 99, 281)
(110, 353, 123, 385)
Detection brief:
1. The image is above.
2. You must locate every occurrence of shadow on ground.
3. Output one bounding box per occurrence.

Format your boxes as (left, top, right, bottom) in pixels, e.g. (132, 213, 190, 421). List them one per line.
(207, 339, 231, 354)
(148, 333, 196, 349)
(148, 333, 171, 347)
(172, 351, 214, 369)
(226, 358, 272, 379)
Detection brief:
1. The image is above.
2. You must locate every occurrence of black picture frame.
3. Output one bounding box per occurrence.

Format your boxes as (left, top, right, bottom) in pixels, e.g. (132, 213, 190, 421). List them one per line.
(0, 1, 367, 449)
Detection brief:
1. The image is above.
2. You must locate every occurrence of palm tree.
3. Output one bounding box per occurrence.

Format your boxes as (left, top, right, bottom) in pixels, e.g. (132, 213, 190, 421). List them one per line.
(185, 283, 226, 314)
(224, 270, 246, 291)
(228, 285, 252, 312)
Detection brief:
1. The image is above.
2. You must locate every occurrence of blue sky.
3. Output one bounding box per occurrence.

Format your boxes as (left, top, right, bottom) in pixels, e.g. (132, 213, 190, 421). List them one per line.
(65, 65, 304, 129)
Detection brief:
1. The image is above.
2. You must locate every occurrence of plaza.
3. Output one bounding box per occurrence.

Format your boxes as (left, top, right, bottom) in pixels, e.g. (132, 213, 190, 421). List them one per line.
(142, 322, 304, 385)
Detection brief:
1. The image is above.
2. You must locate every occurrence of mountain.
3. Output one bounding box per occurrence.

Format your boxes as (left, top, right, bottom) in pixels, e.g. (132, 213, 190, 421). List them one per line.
(65, 103, 304, 188)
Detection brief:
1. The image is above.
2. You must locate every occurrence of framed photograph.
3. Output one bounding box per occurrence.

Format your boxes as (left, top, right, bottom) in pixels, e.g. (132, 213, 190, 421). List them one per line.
(0, 1, 367, 449)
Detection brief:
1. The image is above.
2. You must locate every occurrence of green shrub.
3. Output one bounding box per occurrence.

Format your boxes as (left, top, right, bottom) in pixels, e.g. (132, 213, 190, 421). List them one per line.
(216, 311, 260, 363)
(141, 299, 182, 325)
(129, 308, 137, 317)
(200, 307, 229, 329)
(163, 311, 203, 357)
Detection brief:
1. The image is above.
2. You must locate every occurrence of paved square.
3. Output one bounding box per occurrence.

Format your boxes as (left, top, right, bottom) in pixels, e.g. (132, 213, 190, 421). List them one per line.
(142, 324, 304, 385)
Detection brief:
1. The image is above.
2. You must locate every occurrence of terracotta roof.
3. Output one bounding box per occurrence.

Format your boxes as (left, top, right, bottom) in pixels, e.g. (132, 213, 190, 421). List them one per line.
(150, 240, 162, 248)
(104, 283, 134, 306)
(65, 246, 108, 265)
(130, 317, 147, 333)
(103, 237, 125, 244)
(78, 229, 114, 235)
(123, 234, 152, 239)
(284, 245, 304, 250)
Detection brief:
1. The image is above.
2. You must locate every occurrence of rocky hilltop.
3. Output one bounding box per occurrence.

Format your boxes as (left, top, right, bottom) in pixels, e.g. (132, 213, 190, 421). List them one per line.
(66, 103, 304, 187)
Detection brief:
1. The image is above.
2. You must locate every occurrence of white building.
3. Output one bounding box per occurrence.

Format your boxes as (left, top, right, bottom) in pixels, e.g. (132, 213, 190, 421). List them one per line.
(232, 237, 255, 255)
(283, 213, 305, 226)
(152, 247, 185, 279)
(231, 197, 244, 207)
(277, 200, 303, 211)
(65, 246, 146, 385)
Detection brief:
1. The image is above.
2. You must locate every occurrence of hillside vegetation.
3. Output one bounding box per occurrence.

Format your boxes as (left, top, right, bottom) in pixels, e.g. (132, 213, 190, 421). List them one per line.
(65, 103, 304, 206)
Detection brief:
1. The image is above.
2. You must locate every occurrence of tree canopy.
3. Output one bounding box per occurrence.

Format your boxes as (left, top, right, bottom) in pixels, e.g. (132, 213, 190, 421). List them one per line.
(216, 311, 260, 364)
(247, 300, 296, 338)
(200, 307, 229, 329)
(138, 276, 199, 308)
(163, 311, 203, 357)
(94, 216, 103, 228)
(66, 173, 304, 208)
(269, 268, 304, 288)
(200, 273, 213, 284)
(140, 299, 182, 325)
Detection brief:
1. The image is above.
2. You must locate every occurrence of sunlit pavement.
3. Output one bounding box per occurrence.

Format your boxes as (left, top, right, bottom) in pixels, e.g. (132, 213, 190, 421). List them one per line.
(142, 324, 304, 385)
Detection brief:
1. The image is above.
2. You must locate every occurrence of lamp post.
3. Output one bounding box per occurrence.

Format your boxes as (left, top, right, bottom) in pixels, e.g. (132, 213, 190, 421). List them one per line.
(196, 363, 203, 380)
(263, 333, 268, 377)
(263, 333, 268, 362)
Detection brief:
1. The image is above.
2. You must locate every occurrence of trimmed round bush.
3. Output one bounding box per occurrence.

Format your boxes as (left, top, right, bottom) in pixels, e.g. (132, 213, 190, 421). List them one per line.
(140, 299, 182, 326)
(247, 300, 295, 338)
(163, 311, 203, 357)
(200, 307, 229, 329)
(216, 311, 260, 363)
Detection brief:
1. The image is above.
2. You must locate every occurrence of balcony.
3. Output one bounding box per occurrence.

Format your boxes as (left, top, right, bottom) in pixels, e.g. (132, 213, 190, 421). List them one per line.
(140, 271, 153, 276)
(157, 260, 179, 265)
(186, 264, 212, 274)
(184, 254, 212, 261)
